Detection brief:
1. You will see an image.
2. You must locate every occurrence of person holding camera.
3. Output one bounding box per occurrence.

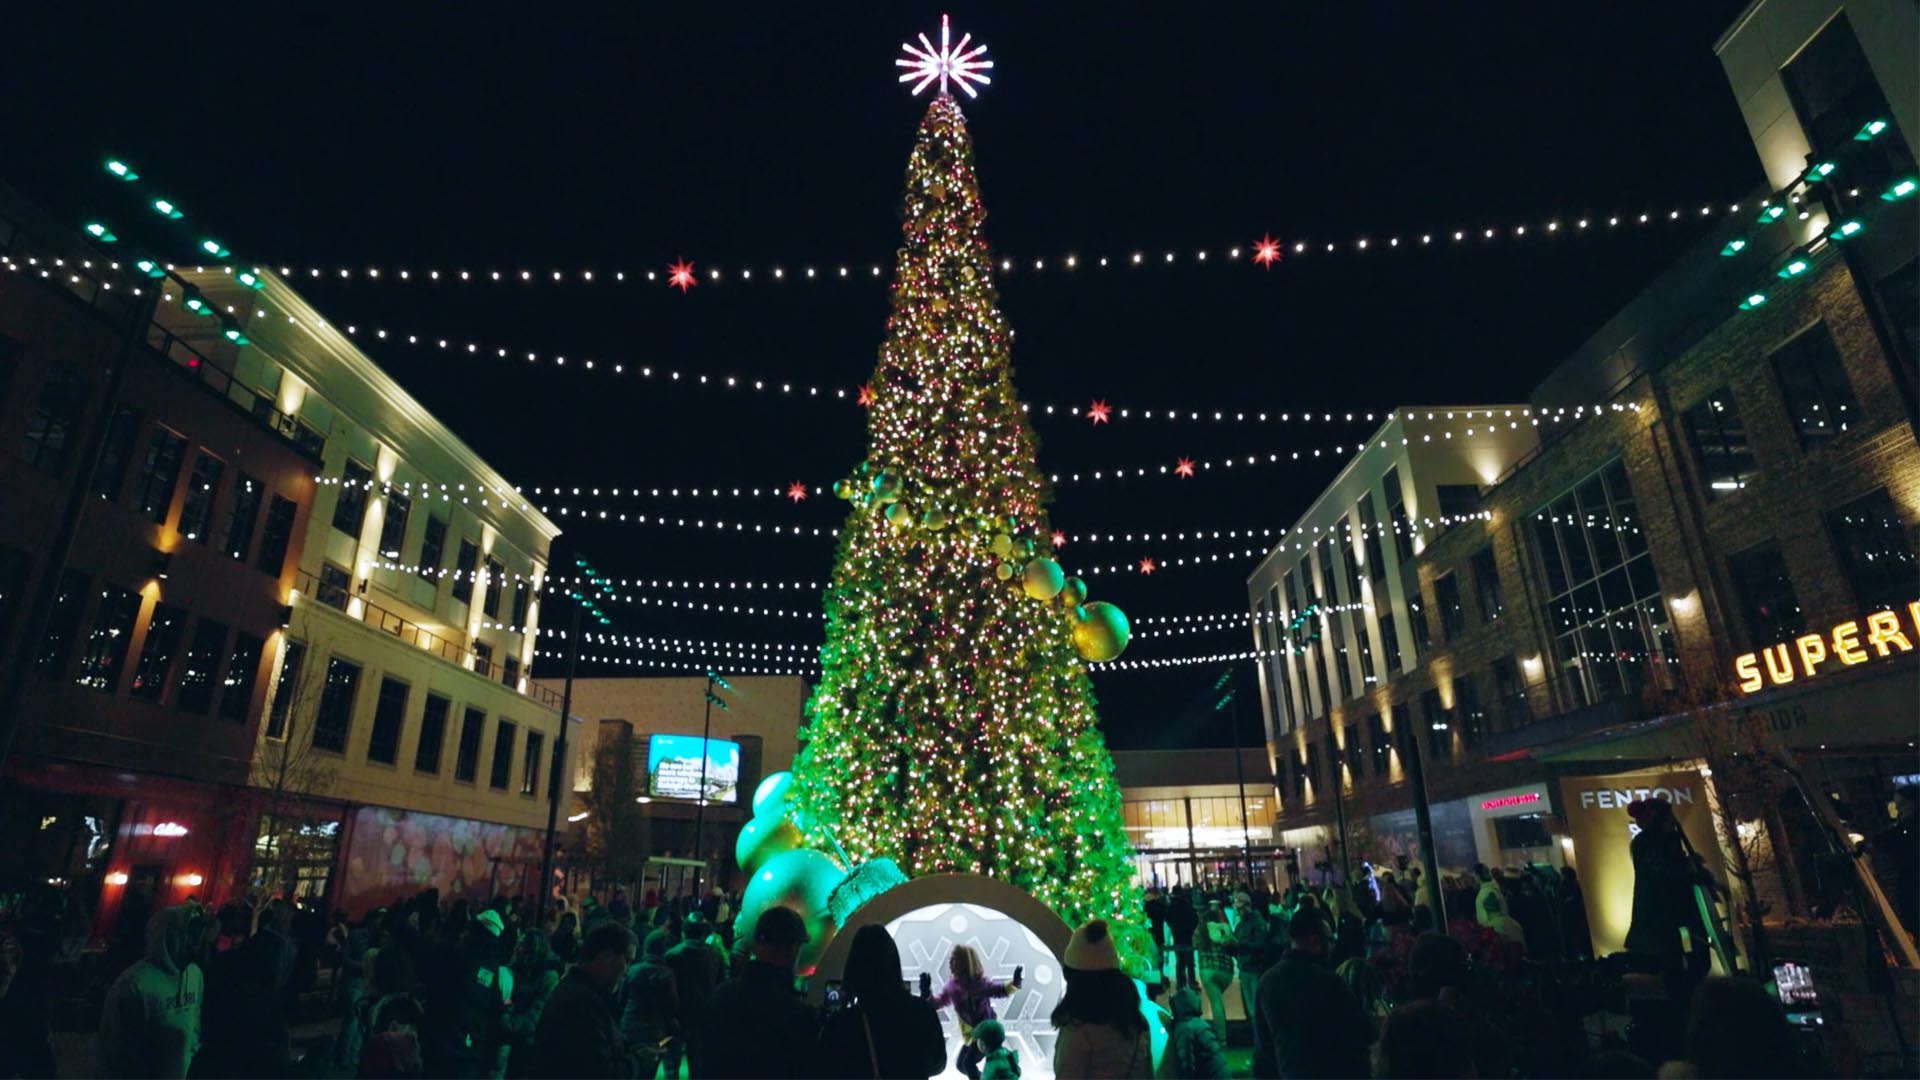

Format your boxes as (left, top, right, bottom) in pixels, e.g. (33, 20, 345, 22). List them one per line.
(817, 926, 946, 1079)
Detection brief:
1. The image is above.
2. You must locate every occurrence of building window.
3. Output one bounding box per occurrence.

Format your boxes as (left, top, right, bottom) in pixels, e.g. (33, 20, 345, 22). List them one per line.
(36, 570, 88, 679)
(1391, 703, 1415, 765)
(378, 490, 411, 560)
(75, 584, 141, 692)
(1826, 489, 1916, 612)
(1782, 12, 1915, 163)
(1727, 543, 1804, 646)
(93, 406, 141, 501)
(1454, 676, 1485, 750)
(1772, 323, 1858, 448)
(20, 366, 91, 473)
(1435, 484, 1481, 521)
(219, 633, 263, 724)
(511, 579, 531, 627)
(1302, 557, 1333, 715)
(483, 557, 506, 618)
(451, 539, 479, 603)
(455, 708, 486, 783)
(223, 473, 263, 562)
(1257, 597, 1286, 734)
(1435, 572, 1467, 641)
(1683, 390, 1757, 499)
(1532, 460, 1676, 705)
(177, 452, 225, 543)
(1368, 714, 1390, 776)
(334, 459, 373, 537)
(1282, 571, 1311, 718)
(1405, 571, 1432, 659)
(256, 495, 297, 577)
(317, 563, 352, 611)
(129, 602, 186, 702)
(366, 677, 409, 765)
(1290, 749, 1306, 800)
(1470, 546, 1503, 622)
(471, 640, 494, 677)
(1420, 688, 1449, 760)
(415, 694, 450, 774)
(1354, 615, 1378, 688)
(1383, 468, 1411, 564)
(522, 730, 544, 797)
(312, 657, 362, 753)
(490, 720, 517, 790)
(418, 517, 448, 585)
(265, 641, 307, 740)
(174, 615, 232, 712)
(1359, 496, 1388, 583)
(1377, 605, 1403, 674)
(1342, 725, 1364, 779)
(134, 429, 188, 525)
(503, 655, 520, 689)
(1490, 657, 1528, 731)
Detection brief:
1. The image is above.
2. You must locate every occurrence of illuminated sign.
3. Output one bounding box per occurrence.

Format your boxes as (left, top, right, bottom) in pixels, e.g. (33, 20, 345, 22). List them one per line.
(1558, 770, 1722, 957)
(647, 734, 741, 802)
(1479, 793, 1540, 811)
(1734, 600, 1919, 694)
(152, 822, 189, 837)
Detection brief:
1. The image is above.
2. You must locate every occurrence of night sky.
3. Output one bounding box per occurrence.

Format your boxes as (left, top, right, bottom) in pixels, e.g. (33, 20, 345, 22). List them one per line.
(3, 3, 1763, 749)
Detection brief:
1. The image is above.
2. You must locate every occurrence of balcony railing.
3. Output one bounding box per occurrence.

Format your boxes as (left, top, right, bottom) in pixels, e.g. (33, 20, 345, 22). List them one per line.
(296, 569, 564, 709)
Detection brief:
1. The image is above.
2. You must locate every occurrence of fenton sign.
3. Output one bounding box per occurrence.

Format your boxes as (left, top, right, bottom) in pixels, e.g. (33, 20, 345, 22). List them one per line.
(1734, 600, 1920, 694)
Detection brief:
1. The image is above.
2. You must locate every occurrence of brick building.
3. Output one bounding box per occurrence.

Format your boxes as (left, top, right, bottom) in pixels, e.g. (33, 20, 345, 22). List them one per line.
(1247, 0, 1917, 959)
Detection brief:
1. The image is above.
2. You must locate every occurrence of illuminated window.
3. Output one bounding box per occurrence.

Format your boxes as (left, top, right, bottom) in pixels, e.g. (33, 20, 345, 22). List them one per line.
(129, 602, 186, 702)
(74, 584, 140, 693)
(1683, 390, 1757, 499)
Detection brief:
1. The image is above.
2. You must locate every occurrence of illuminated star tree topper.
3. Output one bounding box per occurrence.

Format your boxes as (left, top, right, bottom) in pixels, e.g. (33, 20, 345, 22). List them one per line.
(897, 14, 993, 99)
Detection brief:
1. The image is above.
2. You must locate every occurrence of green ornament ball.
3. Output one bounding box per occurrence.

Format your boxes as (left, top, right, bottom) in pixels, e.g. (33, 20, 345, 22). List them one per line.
(752, 771, 795, 815)
(1060, 576, 1088, 607)
(1071, 601, 1132, 662)
(831, 479, 853, 500)
(734, 810, 804, 877)
(871, 471, 901, 501)
(738, 849, 845, 976)
(921, 507, 949, 531)
(886, 503, 914, 530)
(1021, 557, 1065, 601)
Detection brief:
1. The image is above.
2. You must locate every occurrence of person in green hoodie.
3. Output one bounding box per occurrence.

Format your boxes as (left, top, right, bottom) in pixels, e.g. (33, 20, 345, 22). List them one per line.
(99, 902, 211, 1079)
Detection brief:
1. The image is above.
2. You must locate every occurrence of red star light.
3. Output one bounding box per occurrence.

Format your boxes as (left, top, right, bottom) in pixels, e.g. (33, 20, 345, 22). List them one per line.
(1138, 557, 1156, 575)
(856, 384, 875, 407)
(667, 259, 697, 293)
(1050, 530, 1066, 548)
(1253, 234, 1283, 269)
(1174, 457, 1196, 478)
(1086, 399, 1111, 425)
(786, 482, 809, 503)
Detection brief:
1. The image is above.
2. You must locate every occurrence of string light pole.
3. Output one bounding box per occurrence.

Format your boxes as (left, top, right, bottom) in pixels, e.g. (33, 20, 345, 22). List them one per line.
(689, 670, 734, 901)
(1209, 667, 1256, 883)
(536, 555, 614, 926)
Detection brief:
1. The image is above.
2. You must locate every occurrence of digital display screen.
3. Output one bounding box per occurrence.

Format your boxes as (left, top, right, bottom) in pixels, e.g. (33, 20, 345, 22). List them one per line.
(647, 734, 741, 802)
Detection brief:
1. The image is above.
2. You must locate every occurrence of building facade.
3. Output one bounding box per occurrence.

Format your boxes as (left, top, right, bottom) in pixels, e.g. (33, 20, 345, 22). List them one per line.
(151, 268, 569, 917)
(1110, 748, 1280, 891)
(1247, 0, 1918, 963)
(0, 187, 319, 938)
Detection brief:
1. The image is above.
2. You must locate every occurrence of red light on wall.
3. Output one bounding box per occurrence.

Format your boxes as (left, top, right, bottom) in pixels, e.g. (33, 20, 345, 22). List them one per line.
(1480, 793, 1541, 811)
(105, 871, 129, 886)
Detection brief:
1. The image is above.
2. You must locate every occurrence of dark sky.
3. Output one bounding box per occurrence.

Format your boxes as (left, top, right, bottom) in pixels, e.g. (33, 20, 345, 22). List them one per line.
(3, 2, 1763, 749)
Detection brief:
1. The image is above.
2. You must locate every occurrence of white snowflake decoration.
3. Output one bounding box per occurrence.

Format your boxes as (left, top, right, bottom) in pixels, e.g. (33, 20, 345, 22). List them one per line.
(896, 14, 993, 99)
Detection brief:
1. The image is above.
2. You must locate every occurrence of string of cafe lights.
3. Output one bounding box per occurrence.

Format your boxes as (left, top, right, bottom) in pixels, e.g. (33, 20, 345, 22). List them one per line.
(251, 200, 1741, 289)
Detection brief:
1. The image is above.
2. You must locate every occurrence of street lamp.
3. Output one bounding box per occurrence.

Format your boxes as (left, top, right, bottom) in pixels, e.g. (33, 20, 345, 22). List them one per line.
(690, 671, 734, 901)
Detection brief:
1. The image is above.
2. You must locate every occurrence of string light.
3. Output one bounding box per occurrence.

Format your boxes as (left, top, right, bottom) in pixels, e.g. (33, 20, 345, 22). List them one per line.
(250, 200, 1733, 290)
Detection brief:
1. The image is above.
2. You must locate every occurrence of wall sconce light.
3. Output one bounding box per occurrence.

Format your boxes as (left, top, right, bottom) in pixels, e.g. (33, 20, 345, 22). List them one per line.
(178, 872, 204, 888)
(105, 871, 129, 886)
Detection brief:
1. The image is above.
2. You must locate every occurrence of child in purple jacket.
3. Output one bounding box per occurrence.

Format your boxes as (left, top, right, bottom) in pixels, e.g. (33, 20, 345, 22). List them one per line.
(920, 945, 1023, 1080)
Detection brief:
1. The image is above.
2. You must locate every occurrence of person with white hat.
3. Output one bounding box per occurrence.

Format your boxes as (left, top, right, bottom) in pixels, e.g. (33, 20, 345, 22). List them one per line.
(1051, 920, 1151, 1078)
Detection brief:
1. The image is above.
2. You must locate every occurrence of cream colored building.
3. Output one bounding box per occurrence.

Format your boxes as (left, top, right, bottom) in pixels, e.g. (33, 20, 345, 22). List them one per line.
(155, 269, 567, 911)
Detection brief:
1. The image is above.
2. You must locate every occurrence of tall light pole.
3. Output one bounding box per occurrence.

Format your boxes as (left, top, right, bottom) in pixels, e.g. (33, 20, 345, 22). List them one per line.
(689, 671, 732, 901)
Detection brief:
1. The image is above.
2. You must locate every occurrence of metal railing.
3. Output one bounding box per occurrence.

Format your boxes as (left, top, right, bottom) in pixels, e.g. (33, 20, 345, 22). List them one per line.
(296, 570, 565, 709)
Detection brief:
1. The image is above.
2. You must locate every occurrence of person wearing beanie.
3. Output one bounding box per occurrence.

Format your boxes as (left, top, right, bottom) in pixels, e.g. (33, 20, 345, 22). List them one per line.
(975, 1018, 1022, 1080)
(1051, 920, 1151, 1078)
(1250, 908, 1374, 1079)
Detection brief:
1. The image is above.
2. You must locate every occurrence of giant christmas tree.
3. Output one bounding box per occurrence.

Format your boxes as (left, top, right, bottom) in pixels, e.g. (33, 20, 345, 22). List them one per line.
(791, 82, 1146, 962)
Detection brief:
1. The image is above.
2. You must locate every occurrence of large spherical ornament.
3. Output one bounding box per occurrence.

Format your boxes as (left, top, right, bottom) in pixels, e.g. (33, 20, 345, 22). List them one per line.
(871, 471, 902, 501)
(739, 849, 846, 975)
(989, 533, 1014, 558)
(1071, 601, 1132, 662)
(1021, 557, 1065, 601)
(994, 562, 1015, 582)
(751, 771, 795, 815)
(931, 296, 949, 313)
(887, 503, 915, 531)
(920, 507, 949, 531)
(1060, 576, 1088, 607)
(831, 479, 854, 500)
(734, 811, 803, 876)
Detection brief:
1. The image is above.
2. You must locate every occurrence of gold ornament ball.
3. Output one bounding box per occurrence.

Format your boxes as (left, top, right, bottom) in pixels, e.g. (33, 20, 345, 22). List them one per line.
(931, 297, 949, 313)
(989, 533, 1014, 558)
(1071, 601, 1132, 662)
(1021, 557, 1065, 601)
(929, 181, 947, 201)
(734, 810, 804, 877)
(886, 503, 914, 530)
(831, 479, 853, 500)
(961, 265, 975, 281)
(994, 562, 1015, 582)
(921, 508, 949, 531)
(1060, 576, 1088, 607)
